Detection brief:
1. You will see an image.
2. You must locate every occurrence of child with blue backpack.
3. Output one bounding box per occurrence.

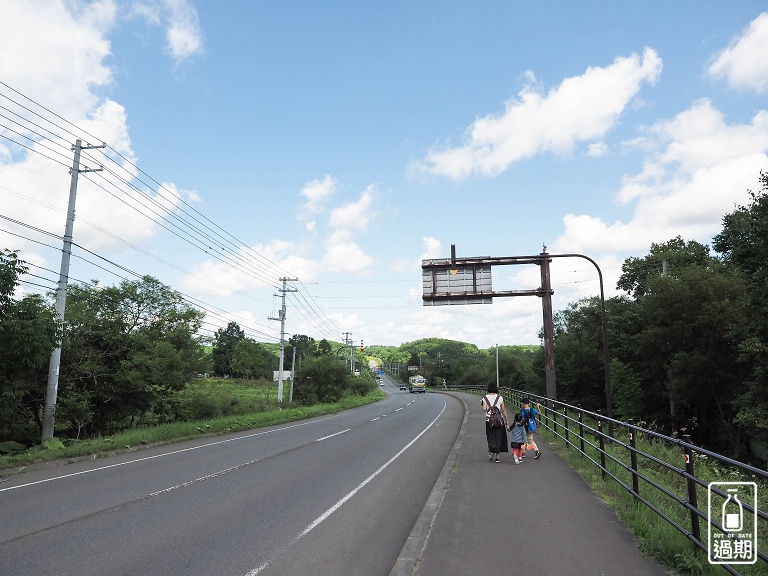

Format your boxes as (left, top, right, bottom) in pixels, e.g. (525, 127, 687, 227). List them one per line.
(521, 398, 542, 460)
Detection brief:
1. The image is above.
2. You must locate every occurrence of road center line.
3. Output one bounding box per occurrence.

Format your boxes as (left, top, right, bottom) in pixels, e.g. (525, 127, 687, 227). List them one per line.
(316, 429, 351, 442)
(244, 399, 448, 576)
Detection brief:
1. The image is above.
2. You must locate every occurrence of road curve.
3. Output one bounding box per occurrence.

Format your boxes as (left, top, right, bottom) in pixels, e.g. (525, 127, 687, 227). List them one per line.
(0, 377, 464, 576)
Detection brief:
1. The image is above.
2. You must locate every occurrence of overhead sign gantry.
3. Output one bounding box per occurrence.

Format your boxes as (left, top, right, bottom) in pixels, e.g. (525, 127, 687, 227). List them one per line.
(421, 244, 613, 424)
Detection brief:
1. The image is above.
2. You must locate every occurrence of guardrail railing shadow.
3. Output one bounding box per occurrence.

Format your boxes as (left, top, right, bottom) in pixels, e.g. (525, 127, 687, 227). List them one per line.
(444, 384, 767, 576)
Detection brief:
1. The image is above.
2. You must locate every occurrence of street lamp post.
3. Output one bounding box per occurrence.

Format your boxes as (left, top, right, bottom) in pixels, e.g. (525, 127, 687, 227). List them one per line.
(548, 253, 613, 425)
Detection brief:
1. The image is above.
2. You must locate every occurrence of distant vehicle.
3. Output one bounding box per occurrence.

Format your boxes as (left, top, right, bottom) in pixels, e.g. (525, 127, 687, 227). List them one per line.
(399, 384, 407, 391)
(379, 381, 384, 386)
(408, 375, 426, 393)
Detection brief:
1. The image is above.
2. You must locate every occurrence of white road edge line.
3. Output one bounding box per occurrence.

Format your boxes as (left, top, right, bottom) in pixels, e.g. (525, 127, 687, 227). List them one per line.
(244, 399, 448, 576)
(0, 416, 336, 493)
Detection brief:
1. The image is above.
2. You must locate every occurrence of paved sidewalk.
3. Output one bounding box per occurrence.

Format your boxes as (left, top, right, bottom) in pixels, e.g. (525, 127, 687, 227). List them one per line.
(391, 392, 672, 576)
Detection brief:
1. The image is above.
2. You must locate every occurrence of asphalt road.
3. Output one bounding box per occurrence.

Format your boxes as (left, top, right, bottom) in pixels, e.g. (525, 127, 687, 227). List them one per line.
(0, 376, 464, 576)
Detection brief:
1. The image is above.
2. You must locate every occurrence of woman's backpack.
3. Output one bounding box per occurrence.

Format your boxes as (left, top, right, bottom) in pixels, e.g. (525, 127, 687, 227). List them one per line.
(484, 395, 505, 428)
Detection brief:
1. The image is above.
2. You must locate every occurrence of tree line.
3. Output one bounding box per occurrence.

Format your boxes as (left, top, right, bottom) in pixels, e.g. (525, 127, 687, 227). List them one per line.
(0, 260, 371, 448)
(3, 172, 766, 461)
(550, 175, 768, 462)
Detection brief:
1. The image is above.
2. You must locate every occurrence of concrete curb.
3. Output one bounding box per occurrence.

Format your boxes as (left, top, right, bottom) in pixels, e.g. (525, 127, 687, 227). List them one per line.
(388, 392, 469, 576)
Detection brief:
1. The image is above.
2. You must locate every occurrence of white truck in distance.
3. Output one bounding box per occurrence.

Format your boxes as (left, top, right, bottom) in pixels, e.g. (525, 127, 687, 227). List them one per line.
(408, 375, 426, 393)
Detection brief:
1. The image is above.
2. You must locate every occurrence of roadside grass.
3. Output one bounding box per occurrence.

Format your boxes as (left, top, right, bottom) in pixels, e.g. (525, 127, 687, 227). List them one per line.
(0, 388, 385, 476)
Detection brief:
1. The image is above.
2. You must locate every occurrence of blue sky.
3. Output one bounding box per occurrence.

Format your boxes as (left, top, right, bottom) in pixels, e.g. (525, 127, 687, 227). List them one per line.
(2, 1, 768, 350)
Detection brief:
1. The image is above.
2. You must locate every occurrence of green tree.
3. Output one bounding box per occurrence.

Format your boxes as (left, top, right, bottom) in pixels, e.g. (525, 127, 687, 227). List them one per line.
(317, 338, 333, 356)
(618, 236, 712, 298)
(60, 277, 206, 434)
(212, 322, 245, 377)
(615, 240, 750, 452)
(552, 297, 606, 410)
(293, 355, 360, 405)
(232, 338, 270, 379)
(286, 334, 318, 365)
(713, 173, 768, 445)
(0, 250, 60, 442)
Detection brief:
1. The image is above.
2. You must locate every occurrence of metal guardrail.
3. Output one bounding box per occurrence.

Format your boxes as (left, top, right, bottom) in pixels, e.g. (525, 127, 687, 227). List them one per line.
(444, 384, 768, 575)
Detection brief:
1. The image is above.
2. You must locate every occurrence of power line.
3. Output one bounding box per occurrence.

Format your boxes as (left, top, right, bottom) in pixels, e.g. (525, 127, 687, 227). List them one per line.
(1, 81, 345, 341)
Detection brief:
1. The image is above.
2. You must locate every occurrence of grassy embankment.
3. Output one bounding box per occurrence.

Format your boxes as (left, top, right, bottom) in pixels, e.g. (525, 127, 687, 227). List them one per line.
(0, 378, 385, 475)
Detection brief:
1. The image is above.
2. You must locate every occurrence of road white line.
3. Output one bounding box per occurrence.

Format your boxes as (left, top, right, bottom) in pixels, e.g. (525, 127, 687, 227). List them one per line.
(395, 408, 403, 412)
(0, 416, 337, 493)
(371, 417, 380, 422)
(244, 399, 448, 576)
(316, 429, 351, 442)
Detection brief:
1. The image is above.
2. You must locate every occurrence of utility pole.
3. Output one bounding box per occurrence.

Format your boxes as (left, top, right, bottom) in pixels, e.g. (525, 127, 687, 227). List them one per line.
(342, 331, 352, 372)
(268, 277, 298, 405)
(41, 139, 104, 445)
(539, 249, 557, 403)
(290, 345, 296, 403)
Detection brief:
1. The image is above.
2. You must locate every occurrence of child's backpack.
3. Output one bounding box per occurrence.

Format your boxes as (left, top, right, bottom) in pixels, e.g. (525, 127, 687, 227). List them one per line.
(522, 407, 538, 432)
(484, 395, 504, 428)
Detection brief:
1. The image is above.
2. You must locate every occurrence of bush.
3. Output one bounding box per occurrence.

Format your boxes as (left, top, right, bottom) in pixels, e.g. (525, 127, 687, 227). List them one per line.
(294, 356, 372, 405)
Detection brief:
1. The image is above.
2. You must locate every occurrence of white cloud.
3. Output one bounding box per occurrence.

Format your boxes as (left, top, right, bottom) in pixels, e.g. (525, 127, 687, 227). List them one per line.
(587, 142, 609, 157)
(328, 185, 375, 230)
(420, 236, 442, 261)
(411, 48, 662, 179)
(0, 0, 208, 275)
(555, 99, 768, 255)
(299, 175, 337, 216)
(0, 0, 116, 120)
(183, 182, 379, 291)
(708, 12, 768, 94)
(164, 0, 203, 62)
(390, 235, 442, 272)
(320, 231, 373, 273)
(128, 0, 203, 64)
(182, 239, 319, 296)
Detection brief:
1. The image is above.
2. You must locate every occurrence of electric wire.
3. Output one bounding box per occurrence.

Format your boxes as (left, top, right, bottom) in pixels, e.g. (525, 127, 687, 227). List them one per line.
(1, 82, 345, 339)
(1, 213, 280, 342)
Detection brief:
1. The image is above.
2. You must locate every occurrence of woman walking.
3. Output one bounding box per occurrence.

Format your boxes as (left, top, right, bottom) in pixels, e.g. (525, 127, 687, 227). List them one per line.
(482, 383, 509, 462)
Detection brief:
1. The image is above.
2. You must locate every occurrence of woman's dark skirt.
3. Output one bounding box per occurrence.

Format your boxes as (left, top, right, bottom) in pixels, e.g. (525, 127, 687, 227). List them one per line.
(485, 422, 509, 453)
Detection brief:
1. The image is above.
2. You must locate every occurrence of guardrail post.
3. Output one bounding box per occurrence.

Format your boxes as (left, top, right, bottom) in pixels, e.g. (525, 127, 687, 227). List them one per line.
(628, 418, 639, 497)
(682, 434, 701, 546)
(564, 405, 569, 443)
(578, 404, 585, 453)
(552, 401, 558, 436)
(597, 410, 606, 480)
